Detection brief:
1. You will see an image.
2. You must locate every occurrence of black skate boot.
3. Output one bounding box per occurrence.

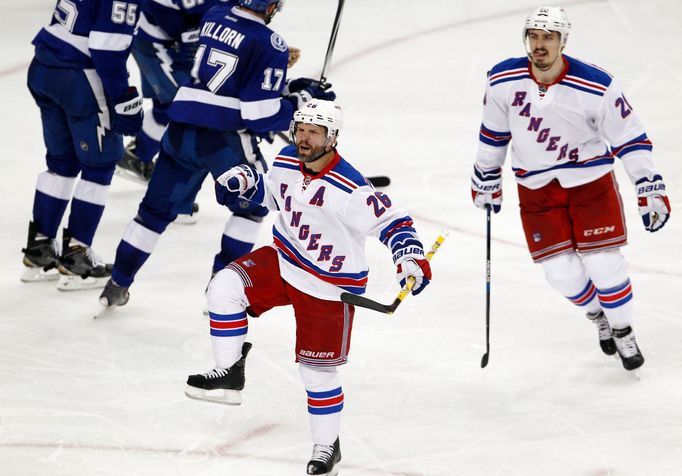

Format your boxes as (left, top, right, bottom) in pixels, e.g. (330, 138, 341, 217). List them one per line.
(586, 311, 617, 355)
(116, 139, 154, 184)
(21, 221, 59, 282)
(99, 279, 130, 307)
(307, 438, 341, 476)
(56, 229, 112, 291)
(185, 342, 252, 405)
(612, 326, 644, 371)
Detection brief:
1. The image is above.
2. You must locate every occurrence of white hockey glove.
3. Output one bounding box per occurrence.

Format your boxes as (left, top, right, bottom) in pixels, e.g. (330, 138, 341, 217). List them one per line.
(471, 164, 502, 213)
(395, 256, 432, 296)
(636, 175, 671, 232)
(216, 164, 258, 196)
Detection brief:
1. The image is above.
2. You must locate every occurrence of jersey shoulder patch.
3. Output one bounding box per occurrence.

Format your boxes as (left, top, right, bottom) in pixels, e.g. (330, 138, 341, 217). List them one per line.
(270, 32, 287, 52)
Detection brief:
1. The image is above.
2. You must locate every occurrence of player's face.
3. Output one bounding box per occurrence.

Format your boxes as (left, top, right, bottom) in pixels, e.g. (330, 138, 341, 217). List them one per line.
(295, 123, 332, 163)
(527, 29, 562, 71)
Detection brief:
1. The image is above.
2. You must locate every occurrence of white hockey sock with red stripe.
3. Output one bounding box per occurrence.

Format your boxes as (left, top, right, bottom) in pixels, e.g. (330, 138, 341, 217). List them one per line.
(582, 249, 634, 329)
(207, 268, 250, 369)
(541, 252, 601, 314)
(299, 364, 343, 446)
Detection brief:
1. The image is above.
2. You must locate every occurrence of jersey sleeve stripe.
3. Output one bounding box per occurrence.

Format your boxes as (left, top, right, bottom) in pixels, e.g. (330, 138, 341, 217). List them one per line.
(241, 97, 282, 120)
(174, 86, 241, 109)
(136, 13, 173, 42)
(44, 23, 90, 56)
(88, 31, 133, 52)
(610, 133, 653, 158)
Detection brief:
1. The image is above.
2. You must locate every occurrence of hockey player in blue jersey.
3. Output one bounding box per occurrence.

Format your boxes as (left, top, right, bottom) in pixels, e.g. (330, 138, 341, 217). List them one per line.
(21, 0, 143, 290)
(471, 6, 672, 371)
(99, 0, 335, 309)
(115, 0, 231, 226)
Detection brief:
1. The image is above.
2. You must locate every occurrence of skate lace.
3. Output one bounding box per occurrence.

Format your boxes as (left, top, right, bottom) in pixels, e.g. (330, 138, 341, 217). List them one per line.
(85, 247, 105, 267)
(310, 443, 334, 464)
(591, 314, 613, 340)
(202, 368, 229, 379)
(615, 332, 638, 358)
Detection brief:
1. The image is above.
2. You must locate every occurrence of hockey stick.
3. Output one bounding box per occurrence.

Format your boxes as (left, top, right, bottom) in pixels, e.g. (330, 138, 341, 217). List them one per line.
(480, 205, 492, 368)
(319, 0, 346, 88)
(340, 232, 449, 314)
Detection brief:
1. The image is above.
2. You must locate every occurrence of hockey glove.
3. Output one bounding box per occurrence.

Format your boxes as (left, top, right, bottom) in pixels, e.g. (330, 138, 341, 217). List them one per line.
(636, 175, 671, 232)
(471, 164, 502, 213)
(216, 164, 259, 196)
(111, 87, 143, 136)
(283, 77, 328, 95)
(285, 84, 336, 110)
(395, 257, 432, 296)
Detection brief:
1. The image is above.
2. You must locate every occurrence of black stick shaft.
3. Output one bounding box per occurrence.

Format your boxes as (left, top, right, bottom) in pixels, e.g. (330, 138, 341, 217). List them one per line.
(481, 205, 492, 368)
(320, 0, 345, 86)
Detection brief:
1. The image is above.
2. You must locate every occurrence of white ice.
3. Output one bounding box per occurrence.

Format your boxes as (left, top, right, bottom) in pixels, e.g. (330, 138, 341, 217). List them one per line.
(1, 1, 681, 475)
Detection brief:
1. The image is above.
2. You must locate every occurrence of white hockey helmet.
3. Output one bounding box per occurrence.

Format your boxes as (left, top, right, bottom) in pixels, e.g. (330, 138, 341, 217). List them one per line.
(290, 99, 343, 142)
(522, 6, 571, 47)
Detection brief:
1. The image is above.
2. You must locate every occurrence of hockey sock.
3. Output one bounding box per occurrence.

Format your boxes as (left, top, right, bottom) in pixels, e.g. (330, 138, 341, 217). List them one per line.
(32, 171, 76, 238)
(136, 129, 161, 164)
(110, 220, 162, 288)
(212, 215, 263, 273)
(541, 252, 601, 314)
(299, 365, 343, 446)
(582, 250, 634, 329)
(207, 268, 249, 369)
(67, 179, 110, 247)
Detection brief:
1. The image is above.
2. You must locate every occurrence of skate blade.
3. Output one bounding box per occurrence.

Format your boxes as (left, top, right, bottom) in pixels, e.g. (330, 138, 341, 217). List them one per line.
(184, 386, 242, 406)
(21, 266, 59, 283)
(114, 167, 149, 186)
(173, 214, 198, 225)
(57, 274, 109, 291)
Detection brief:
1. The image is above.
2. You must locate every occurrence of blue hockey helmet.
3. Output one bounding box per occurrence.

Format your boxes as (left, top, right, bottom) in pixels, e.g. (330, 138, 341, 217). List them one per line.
(239, 0, 284, 14)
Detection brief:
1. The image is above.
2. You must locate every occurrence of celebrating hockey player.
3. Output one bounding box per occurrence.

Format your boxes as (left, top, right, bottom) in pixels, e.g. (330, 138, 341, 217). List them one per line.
(470, 6, 671, 371)
(21, 0, 143, 290)
(185, 100, 433, 475)
(98, 0, 335, 310)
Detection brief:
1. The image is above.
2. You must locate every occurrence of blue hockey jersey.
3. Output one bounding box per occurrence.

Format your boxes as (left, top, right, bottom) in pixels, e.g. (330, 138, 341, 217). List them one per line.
(167, 5, 294, 132)
(136, 0, 234, 45)
(32, 0, 141, 101)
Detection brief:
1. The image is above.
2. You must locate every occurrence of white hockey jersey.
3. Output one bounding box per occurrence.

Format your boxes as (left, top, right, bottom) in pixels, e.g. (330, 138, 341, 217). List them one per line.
(475, 55, 660, 189)
(257, 145, 423, 301)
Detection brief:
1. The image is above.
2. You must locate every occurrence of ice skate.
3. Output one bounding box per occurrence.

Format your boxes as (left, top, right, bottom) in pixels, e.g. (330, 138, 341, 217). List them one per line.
(185, 342, 252, 405)
(56, 229, 112, 291)
(94, 279, 130, 318)
(612, 326, 644, 371)
(586, 310, 617, 356)
(174, 202, 200, 225)
(115, 140, 155, 185)
(307, 438, 341, 476)
(20, 221, 59, 282)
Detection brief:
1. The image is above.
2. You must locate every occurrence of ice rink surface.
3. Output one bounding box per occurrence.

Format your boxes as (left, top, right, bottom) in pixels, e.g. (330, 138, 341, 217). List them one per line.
(1, 1, 681, 475)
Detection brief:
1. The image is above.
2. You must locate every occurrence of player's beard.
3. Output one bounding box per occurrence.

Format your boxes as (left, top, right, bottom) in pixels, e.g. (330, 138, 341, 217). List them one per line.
(531, 48, 556, 71)
(296, 141, 328, 164)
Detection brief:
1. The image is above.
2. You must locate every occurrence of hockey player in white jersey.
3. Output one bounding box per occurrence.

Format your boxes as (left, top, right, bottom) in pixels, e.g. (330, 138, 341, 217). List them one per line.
(185, 100, 433, 475)
(471, 6, 671, 371)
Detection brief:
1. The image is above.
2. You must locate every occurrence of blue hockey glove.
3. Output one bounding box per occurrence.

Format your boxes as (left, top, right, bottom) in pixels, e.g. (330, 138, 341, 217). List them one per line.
(471, 164, 502, 213)
(636, 175, 671, 232)
(285, 84, 336, 109)
(396, 257, 432, 296)
(283, 77, 328, 95)
(111, 87, 143, 136)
